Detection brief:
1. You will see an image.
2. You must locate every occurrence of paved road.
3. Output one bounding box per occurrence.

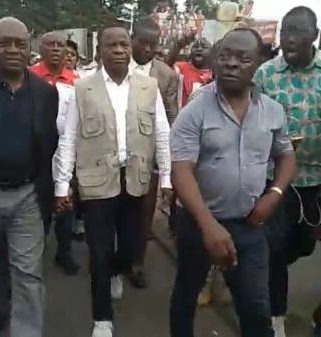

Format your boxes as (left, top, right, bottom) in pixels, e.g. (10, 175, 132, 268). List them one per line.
(44, 238, 236, 337)
(42, 231, 321, 337)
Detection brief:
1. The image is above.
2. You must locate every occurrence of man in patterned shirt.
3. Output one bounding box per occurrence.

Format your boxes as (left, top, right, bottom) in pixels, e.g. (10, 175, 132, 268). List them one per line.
(255, 6, 320, 337)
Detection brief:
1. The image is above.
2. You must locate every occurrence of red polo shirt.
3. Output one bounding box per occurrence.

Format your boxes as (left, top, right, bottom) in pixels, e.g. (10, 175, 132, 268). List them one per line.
(175, 61, 212, 108)
(30, 61, 78, 86)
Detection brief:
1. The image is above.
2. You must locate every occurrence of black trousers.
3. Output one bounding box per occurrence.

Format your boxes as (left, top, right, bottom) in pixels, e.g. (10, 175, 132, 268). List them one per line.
(55, 211, 74, 257)
(170, 208, 273, 337)
(266, 185, 319, 316)
(83, 192, 143, 321)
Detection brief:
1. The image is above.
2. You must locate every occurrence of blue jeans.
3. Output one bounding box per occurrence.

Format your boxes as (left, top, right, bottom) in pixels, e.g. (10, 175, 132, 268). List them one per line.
(170, 208, 273, 337)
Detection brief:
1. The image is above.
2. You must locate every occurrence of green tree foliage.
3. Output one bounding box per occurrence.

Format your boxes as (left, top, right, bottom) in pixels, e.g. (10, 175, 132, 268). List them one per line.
(0, 0, 115, 32)
(184, 0, 212, 16)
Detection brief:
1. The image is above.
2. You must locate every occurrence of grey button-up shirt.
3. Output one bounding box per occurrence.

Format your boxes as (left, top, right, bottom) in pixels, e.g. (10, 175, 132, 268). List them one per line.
(170, 83, 293, 220)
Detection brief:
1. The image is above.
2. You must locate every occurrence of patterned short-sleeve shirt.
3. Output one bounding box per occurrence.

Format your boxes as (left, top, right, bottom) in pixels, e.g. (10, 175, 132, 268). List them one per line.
(254, 51, 321, 187)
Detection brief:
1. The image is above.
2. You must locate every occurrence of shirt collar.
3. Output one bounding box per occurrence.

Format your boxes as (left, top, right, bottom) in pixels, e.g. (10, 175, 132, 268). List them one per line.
(129, 57, 152, 75)
(275, 49, 321, 73)
(36, 61, 74, 81)
(101, 65, 132, 84)
(213, 81, 259, 105)
(0, 70, 30, 90)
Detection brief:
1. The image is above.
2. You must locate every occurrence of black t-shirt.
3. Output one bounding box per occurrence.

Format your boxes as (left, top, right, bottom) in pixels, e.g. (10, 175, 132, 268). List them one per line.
(0, 74, 35, 182)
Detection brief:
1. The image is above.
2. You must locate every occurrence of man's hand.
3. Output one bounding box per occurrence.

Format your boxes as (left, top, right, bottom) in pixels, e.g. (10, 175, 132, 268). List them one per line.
(201, 222, 237, 270)
(161, 188, 174, 207)
(178, 32, 196, 48)
(55, 196, 73, 214)
(247, 192, 281, 226)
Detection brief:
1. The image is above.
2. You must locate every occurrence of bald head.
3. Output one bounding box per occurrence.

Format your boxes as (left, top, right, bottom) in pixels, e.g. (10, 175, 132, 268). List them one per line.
(0, 17, 29, 75)
(41, 31, 65, 45)
(0, 17, 28, 39)
(40, 31, 66, 68)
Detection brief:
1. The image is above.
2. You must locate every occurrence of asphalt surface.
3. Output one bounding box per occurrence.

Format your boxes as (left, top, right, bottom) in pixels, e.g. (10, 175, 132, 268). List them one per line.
(44, 237, 234, 337)
(1, 221, 320, 337)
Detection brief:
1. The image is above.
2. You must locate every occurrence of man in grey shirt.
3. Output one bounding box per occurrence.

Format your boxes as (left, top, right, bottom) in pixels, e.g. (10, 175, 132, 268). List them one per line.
(169, 28, 296, 337)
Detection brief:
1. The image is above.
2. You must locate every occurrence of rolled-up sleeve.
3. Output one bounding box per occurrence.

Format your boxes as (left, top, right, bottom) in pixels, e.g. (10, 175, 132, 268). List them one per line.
(53, 89, 79, 197)
(170, 102, 203, 163)
(155, 89, 172, 189)
(271, 106, 294, 158)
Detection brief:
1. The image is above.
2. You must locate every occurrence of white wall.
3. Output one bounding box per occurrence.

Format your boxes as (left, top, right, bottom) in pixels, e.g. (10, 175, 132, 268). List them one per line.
(252, 0, 320, 46)
(252, 0, 320, 25)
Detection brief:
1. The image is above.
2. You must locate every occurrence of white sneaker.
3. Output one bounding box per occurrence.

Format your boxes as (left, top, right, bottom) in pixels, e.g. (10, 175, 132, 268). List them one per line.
(272, 316, 286, 337)
(111, 276, 123, 300)
(92, 321, 113, 337)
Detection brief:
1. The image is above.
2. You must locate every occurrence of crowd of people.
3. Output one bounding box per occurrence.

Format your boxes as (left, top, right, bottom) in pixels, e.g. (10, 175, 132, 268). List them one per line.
(0, 4, 320, 337)
(149, 2, 205, 47)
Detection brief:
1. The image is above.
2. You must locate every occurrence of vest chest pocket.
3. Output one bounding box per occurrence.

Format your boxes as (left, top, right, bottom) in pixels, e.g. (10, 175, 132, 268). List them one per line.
(81, 112, 105, 138)
(138, 114, 153, 136)
(137, 105, 155, 136)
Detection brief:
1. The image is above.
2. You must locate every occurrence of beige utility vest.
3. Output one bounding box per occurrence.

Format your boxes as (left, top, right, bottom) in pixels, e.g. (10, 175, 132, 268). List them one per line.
(75, 70, 158, 201)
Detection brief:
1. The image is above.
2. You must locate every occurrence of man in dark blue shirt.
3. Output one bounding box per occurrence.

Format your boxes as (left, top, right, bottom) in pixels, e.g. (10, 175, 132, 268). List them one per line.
(0, 75, 34, 182)
(0, 17, 58, 337)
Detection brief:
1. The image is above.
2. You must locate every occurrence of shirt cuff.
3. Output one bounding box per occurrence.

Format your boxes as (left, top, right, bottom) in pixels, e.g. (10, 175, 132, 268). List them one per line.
(55, 182, 70, 197)
(159, 174, 172, 189)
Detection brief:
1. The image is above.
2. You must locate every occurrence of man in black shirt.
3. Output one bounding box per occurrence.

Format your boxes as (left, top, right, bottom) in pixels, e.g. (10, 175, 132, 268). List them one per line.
(0, 17, 58, 337)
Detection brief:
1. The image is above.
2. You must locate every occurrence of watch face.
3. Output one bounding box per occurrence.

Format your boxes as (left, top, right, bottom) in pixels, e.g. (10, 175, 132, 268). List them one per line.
(290, 135, 304, 150)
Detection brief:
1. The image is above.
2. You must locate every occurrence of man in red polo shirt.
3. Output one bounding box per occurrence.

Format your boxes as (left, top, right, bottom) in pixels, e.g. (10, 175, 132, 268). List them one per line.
(167, 35, 212, 108)
(31, 31, 78, 85)
(30, 31, 79, 275)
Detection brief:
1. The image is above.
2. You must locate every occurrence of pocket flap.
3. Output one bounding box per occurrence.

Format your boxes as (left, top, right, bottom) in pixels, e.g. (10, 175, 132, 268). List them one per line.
(138, 114, 153, 135)
(137, 104, 155, 114)
(81, 113, 105, 138)
(78, 165, 107, 187)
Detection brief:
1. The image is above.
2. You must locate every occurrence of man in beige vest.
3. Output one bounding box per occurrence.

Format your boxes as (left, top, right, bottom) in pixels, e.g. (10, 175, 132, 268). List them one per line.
(53, 24, 171, 337)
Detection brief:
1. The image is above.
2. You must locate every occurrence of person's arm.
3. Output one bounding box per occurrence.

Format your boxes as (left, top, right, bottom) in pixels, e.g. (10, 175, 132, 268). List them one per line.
(47, 86, 59, 160)
(166, 33, 195, 67)
(165, 69, 179, 125)
(52, 87, 79, 211)
(155, 89, 172, 190)
(247, 106, 296, 225)
(171, 103, 237, 268)
(270, 107, 296, 191)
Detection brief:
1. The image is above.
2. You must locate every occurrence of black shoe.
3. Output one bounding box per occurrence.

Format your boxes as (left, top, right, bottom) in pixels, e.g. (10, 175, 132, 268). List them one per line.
(315, 325, 321, 337)
(55, 253, 79, 276)
(128, 268, 148, 289)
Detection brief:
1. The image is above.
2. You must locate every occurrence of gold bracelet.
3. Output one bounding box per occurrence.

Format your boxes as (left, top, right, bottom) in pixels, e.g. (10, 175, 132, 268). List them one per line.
(270, 186, 283, 197)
